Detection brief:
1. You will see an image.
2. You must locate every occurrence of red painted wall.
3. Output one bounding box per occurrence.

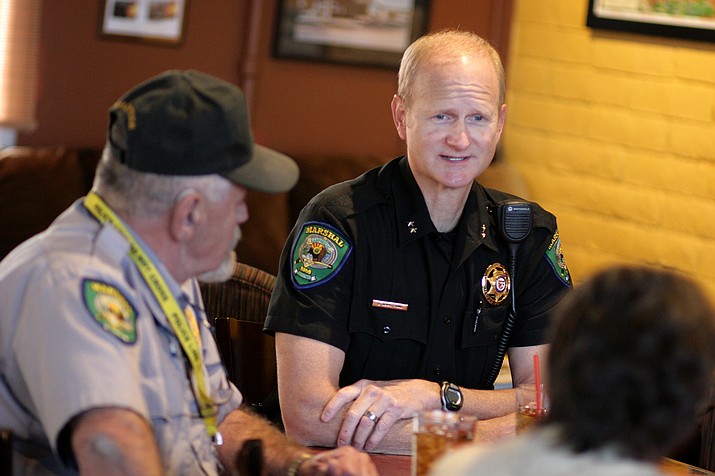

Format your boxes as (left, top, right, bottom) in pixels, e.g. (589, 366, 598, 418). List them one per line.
(19, 0, 511, 160)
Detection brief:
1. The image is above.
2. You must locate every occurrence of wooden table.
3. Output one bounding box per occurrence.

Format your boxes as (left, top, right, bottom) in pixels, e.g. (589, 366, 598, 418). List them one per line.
(367, 452, 410, 476)
(363, 452, 715, 475)
(661, 458, 715, 475)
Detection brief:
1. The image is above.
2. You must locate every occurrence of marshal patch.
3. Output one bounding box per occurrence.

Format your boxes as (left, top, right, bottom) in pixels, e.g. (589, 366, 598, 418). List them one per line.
(291, 222, 352, 289)
(545, 230, 571, 286)
(82, 279, 137, 344)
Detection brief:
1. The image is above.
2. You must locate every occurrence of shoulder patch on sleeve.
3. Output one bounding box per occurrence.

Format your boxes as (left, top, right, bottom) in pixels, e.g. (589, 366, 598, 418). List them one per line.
(291, 221, 352, 289)
(544, 230, 571, 287)
(82, 279, 137, 344)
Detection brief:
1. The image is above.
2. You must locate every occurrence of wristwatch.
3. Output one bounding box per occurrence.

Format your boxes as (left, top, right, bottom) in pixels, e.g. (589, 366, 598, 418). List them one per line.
(440, 381, 463, 411)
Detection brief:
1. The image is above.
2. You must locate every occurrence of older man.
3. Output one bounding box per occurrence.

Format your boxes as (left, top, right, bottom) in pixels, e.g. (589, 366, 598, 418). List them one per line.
(0, 70, 376, 475)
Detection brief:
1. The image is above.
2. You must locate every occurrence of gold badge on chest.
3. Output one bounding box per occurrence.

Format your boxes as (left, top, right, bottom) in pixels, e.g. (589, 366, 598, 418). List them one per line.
(481, 263, 511, 305)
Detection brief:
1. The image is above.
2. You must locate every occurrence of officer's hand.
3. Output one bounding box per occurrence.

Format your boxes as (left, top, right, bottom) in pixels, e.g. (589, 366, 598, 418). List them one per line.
(320, 378, 439, 451)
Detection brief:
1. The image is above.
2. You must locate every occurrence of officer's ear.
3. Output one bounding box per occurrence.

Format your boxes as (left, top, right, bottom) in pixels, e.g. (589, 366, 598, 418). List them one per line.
(391, 94, 408, 141)
(170, 189, 204, 242)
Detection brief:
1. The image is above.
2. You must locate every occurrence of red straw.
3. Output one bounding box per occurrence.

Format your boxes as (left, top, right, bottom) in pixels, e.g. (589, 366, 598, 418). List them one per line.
(533, 354, 542, 412)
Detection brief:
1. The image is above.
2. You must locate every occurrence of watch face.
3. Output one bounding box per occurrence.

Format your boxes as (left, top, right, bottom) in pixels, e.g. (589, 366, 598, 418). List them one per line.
(446, 388, 460, 405)
(442, 382, 463, 411)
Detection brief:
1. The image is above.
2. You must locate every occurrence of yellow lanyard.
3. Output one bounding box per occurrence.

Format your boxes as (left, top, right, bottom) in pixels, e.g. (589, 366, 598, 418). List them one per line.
(84, 192, 217, 438)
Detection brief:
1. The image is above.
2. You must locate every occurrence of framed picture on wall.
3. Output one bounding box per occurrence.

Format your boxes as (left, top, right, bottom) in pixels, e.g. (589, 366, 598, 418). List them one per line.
(99, 0, 189, 45)
(273, 0, 430, 68)
(587, 0, 715, 42)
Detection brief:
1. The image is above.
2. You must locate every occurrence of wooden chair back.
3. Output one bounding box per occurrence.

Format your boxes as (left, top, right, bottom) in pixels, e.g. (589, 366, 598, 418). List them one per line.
(199, 262, 279, 415)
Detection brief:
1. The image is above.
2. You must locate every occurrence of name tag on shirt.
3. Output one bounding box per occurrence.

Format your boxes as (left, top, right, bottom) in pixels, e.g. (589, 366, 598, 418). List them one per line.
(371, 299, 409, 311)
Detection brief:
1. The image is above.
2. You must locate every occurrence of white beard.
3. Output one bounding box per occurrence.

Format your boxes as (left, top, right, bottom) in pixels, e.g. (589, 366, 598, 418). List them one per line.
(197, 226, 241, 283)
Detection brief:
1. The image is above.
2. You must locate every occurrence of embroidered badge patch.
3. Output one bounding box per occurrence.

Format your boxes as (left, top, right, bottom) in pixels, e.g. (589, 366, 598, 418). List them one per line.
(481, 262, 511, 306)
(291, 222, 352, 289)
(82, 279, 137, 344)
(545, 230, 571, 286)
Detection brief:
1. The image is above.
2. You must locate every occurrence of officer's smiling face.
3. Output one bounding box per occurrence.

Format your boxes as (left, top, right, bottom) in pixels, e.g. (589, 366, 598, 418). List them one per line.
(394, 51, 507, 194)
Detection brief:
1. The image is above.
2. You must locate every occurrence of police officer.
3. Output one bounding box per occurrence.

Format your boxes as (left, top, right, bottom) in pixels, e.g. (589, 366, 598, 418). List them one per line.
(0, 70, 376, 475)
(265, 30, 571, 453)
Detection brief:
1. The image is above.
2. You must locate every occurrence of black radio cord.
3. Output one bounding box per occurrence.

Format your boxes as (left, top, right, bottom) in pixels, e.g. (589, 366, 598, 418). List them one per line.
(483, 242, 519, 389)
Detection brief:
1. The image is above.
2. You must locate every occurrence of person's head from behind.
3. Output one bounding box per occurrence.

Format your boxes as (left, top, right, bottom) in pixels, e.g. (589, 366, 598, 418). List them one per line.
(547, 265, 715, 461)
(392, 29, 507, 192)
(93, 70, 299, 282)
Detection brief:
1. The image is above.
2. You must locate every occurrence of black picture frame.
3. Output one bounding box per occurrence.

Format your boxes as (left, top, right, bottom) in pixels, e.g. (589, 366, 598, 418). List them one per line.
(273, 0, 430, 69)
(99, 0, 189, 46)
(587, 0, 715, 43)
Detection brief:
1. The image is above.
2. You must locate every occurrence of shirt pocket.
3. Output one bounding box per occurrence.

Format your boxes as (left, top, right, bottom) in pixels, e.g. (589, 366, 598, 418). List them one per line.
(461, 305, 509, 348)
(141, 324, 195, 421)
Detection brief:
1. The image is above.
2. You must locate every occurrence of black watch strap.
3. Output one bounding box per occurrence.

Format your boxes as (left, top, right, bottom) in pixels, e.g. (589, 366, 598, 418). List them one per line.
(440, 381, 463, 411)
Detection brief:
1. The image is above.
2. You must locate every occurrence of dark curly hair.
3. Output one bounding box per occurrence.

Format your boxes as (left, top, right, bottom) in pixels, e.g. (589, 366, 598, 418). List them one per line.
(546, 265, 715, 461)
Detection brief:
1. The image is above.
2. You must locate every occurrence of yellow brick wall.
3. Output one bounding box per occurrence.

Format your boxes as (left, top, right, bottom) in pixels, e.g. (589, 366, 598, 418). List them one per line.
(502, 0, 715, 297)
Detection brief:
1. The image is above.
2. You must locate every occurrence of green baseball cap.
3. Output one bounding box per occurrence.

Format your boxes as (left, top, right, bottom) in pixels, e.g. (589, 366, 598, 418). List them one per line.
(107, 69, 298, 193)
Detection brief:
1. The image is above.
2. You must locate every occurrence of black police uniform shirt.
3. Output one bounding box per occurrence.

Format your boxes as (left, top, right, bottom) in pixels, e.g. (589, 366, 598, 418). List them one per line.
(265, 157, 571, 390)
